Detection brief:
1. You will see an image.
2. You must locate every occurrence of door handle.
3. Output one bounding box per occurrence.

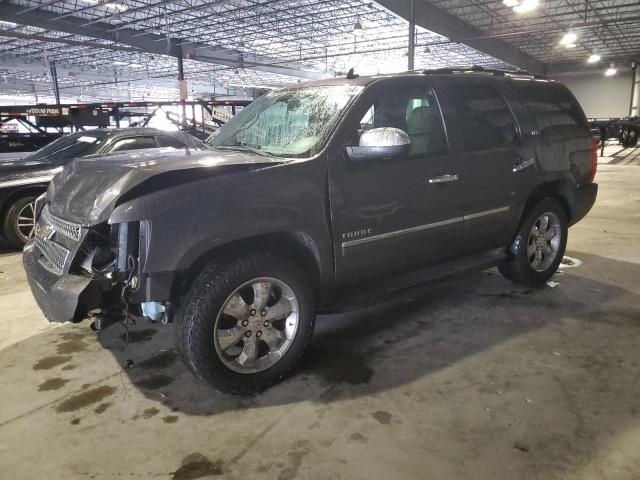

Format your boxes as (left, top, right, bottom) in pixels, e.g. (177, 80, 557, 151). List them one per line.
(512, 158, 536, 172)
(428, 174, 459, 184)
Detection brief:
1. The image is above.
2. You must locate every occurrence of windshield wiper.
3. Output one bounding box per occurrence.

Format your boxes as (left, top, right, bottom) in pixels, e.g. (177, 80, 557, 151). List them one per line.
(213, 142, 275, 157)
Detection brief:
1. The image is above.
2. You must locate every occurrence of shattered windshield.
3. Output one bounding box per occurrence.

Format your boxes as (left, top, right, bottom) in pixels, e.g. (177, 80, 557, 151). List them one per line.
(207, 85, 363, 158)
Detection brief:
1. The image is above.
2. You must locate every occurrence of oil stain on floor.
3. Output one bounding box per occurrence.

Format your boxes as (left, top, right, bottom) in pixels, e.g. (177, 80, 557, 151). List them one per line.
(38, 378, 70, 391)
(171, 453, 223, 479)
(55, 385, 117, 413)
(33, 355, 72, 370)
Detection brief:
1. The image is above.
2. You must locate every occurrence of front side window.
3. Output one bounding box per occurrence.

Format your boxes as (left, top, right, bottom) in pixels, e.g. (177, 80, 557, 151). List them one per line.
(109, 136, 158, 152)
(207, 85, 363, 158)
(449, 82, 517, 151)
(357, 88, 448, 157)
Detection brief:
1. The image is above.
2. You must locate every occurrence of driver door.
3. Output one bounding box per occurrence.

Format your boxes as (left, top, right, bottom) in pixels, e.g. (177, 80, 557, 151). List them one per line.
(328, 78, 465, 283)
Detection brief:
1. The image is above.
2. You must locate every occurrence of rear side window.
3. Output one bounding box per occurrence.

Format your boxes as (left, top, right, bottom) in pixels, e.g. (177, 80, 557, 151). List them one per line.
(514, 82, 587, 131)
(448, 82, 517, 151)
(110, 136, 158, 152)
(157, 135, 186, 148)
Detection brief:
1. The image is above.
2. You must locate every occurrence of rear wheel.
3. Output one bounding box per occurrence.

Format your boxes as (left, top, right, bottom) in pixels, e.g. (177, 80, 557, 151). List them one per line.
(3, 195, 37, 248)
(499, 198, 568, 287)
(176, 253, 315, 394)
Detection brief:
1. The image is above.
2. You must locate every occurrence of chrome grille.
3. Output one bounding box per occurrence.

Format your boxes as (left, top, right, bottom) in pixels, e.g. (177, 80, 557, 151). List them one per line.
(41, 205, 82, 241)
(34, 235, 70, 275)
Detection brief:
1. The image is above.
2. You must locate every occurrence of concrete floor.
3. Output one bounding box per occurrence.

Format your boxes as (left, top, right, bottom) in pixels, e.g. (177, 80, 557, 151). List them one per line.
(1, 156, 639, 480)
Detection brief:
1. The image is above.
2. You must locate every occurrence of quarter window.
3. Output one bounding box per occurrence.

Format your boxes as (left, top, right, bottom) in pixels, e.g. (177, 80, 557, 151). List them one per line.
(449, 83, 517, 151)
(514, 82, 587, 131)
(358, 88, 447, 157)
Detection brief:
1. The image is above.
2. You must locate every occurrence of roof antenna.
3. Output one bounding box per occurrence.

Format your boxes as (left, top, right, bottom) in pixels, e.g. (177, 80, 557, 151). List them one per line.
(346, 68, 359, 79)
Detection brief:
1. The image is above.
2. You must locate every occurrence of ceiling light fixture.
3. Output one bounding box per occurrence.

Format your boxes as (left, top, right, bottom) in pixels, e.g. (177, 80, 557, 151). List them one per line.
(587, 53, 601, 63)
(605, 64, 617, 76)
(559, 31, 578, 47)
(503, 0, 538, 13)
(104, 3, 127, 12)
(513, 0, 539, 13)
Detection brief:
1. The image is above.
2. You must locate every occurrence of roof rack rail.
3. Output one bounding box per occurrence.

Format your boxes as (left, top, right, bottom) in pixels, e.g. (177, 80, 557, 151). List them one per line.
(421, 65, 547, 80)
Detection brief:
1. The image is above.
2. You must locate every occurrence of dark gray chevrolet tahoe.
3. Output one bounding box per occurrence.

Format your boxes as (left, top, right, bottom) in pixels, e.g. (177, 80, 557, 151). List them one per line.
(24, 69, 598, 393)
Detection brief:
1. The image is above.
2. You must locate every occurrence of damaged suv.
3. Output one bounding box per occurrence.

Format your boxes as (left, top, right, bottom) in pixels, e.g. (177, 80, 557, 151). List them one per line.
(24, 68, 598, 393)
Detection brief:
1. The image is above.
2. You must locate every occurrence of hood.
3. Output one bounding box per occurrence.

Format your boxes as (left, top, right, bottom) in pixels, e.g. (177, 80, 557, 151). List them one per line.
(47, 147, 282, 225)
(0, 156, 60, 188)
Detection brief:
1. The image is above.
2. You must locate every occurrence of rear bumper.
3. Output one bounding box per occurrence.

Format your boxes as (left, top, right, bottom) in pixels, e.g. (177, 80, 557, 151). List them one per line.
(571, 183, 598, 226)
(23, 241, 99, 323)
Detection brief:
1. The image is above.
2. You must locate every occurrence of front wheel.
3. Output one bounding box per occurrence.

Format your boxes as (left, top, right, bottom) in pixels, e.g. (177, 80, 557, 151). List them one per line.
(499, 198, 568, 287)
(176, 253, 315, 394)
(3, 195, 38, 249)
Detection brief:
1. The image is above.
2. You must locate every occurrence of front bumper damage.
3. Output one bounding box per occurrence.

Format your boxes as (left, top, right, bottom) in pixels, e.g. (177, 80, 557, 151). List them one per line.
(23, 242, 99, 322)
(22, 204, 115, 323)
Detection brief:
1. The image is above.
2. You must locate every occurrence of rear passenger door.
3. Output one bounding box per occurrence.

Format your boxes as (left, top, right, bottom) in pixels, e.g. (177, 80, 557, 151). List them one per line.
(440, 79, 524, 253)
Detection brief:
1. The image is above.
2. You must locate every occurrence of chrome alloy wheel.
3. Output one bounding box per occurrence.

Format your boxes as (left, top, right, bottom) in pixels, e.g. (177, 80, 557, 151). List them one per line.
(16, 200, 37, 243)
(213, 277, 299, 374)
(527, 211, 561, 272)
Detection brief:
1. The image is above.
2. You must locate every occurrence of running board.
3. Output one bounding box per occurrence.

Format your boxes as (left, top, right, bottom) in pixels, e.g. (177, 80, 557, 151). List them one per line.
(324, 248, 507, 313)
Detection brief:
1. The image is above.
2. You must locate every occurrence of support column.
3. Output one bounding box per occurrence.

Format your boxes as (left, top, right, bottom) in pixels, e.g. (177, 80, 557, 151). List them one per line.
(408, 0, 415, 71)
(49, 62, 61, 109)
(177, 48, 187, 127)
(630, 62, 639, 117)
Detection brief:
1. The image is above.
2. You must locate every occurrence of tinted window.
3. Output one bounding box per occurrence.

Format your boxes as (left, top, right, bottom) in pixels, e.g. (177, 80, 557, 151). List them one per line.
(514, 81, 587, 131)
(449, 82, 517, 151)
(109, 136, 158, 152)
(359, 88, 447, 156)
(157, 135, 186, 148)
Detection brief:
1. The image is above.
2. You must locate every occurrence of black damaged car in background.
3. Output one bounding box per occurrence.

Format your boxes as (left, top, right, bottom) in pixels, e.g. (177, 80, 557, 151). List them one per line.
(23, 69, 598, 394)
(0, 128, 202, 248)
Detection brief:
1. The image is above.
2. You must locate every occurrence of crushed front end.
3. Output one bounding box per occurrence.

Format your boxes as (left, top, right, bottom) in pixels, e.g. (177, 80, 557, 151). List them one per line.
(23, 202, 146, 325)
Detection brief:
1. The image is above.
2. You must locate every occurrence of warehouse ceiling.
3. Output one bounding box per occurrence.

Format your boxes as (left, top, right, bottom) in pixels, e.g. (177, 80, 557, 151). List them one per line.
(408, 0, 640, 71)
(0, 0, 638, 102)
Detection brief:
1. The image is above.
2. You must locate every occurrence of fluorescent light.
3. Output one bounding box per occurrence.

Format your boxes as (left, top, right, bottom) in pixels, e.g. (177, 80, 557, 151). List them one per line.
(605, 64, 617, 76)
(0, 21, 18, 28)
(587, 54, 601, 63)
(565, 43, 577, 49)
(513, 0, 538, 13)
(560, 31, 578, 46)
(104, 3, 127, 12)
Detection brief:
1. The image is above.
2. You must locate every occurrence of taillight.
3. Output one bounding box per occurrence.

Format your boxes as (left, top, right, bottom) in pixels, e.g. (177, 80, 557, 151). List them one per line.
(589, 137, 598, 183)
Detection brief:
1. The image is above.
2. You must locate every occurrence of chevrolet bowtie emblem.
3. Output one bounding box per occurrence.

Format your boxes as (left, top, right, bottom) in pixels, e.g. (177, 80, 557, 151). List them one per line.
(37, 223, 53, 240)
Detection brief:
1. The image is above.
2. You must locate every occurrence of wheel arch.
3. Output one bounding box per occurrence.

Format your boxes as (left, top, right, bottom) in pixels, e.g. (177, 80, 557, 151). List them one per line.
(522, 179, 576, 224)
(171, 231, 330, 303)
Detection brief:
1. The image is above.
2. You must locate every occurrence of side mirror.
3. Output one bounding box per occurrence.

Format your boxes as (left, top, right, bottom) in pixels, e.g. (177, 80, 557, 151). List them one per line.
(346, 127, 411, 163)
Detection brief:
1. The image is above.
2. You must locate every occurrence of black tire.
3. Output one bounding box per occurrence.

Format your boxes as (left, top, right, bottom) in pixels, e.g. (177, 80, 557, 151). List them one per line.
(3, 195, 37, 249)
(499, 197, 568, 287)
(176, 252, 315, 394)
(621, 128, 638, 148)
